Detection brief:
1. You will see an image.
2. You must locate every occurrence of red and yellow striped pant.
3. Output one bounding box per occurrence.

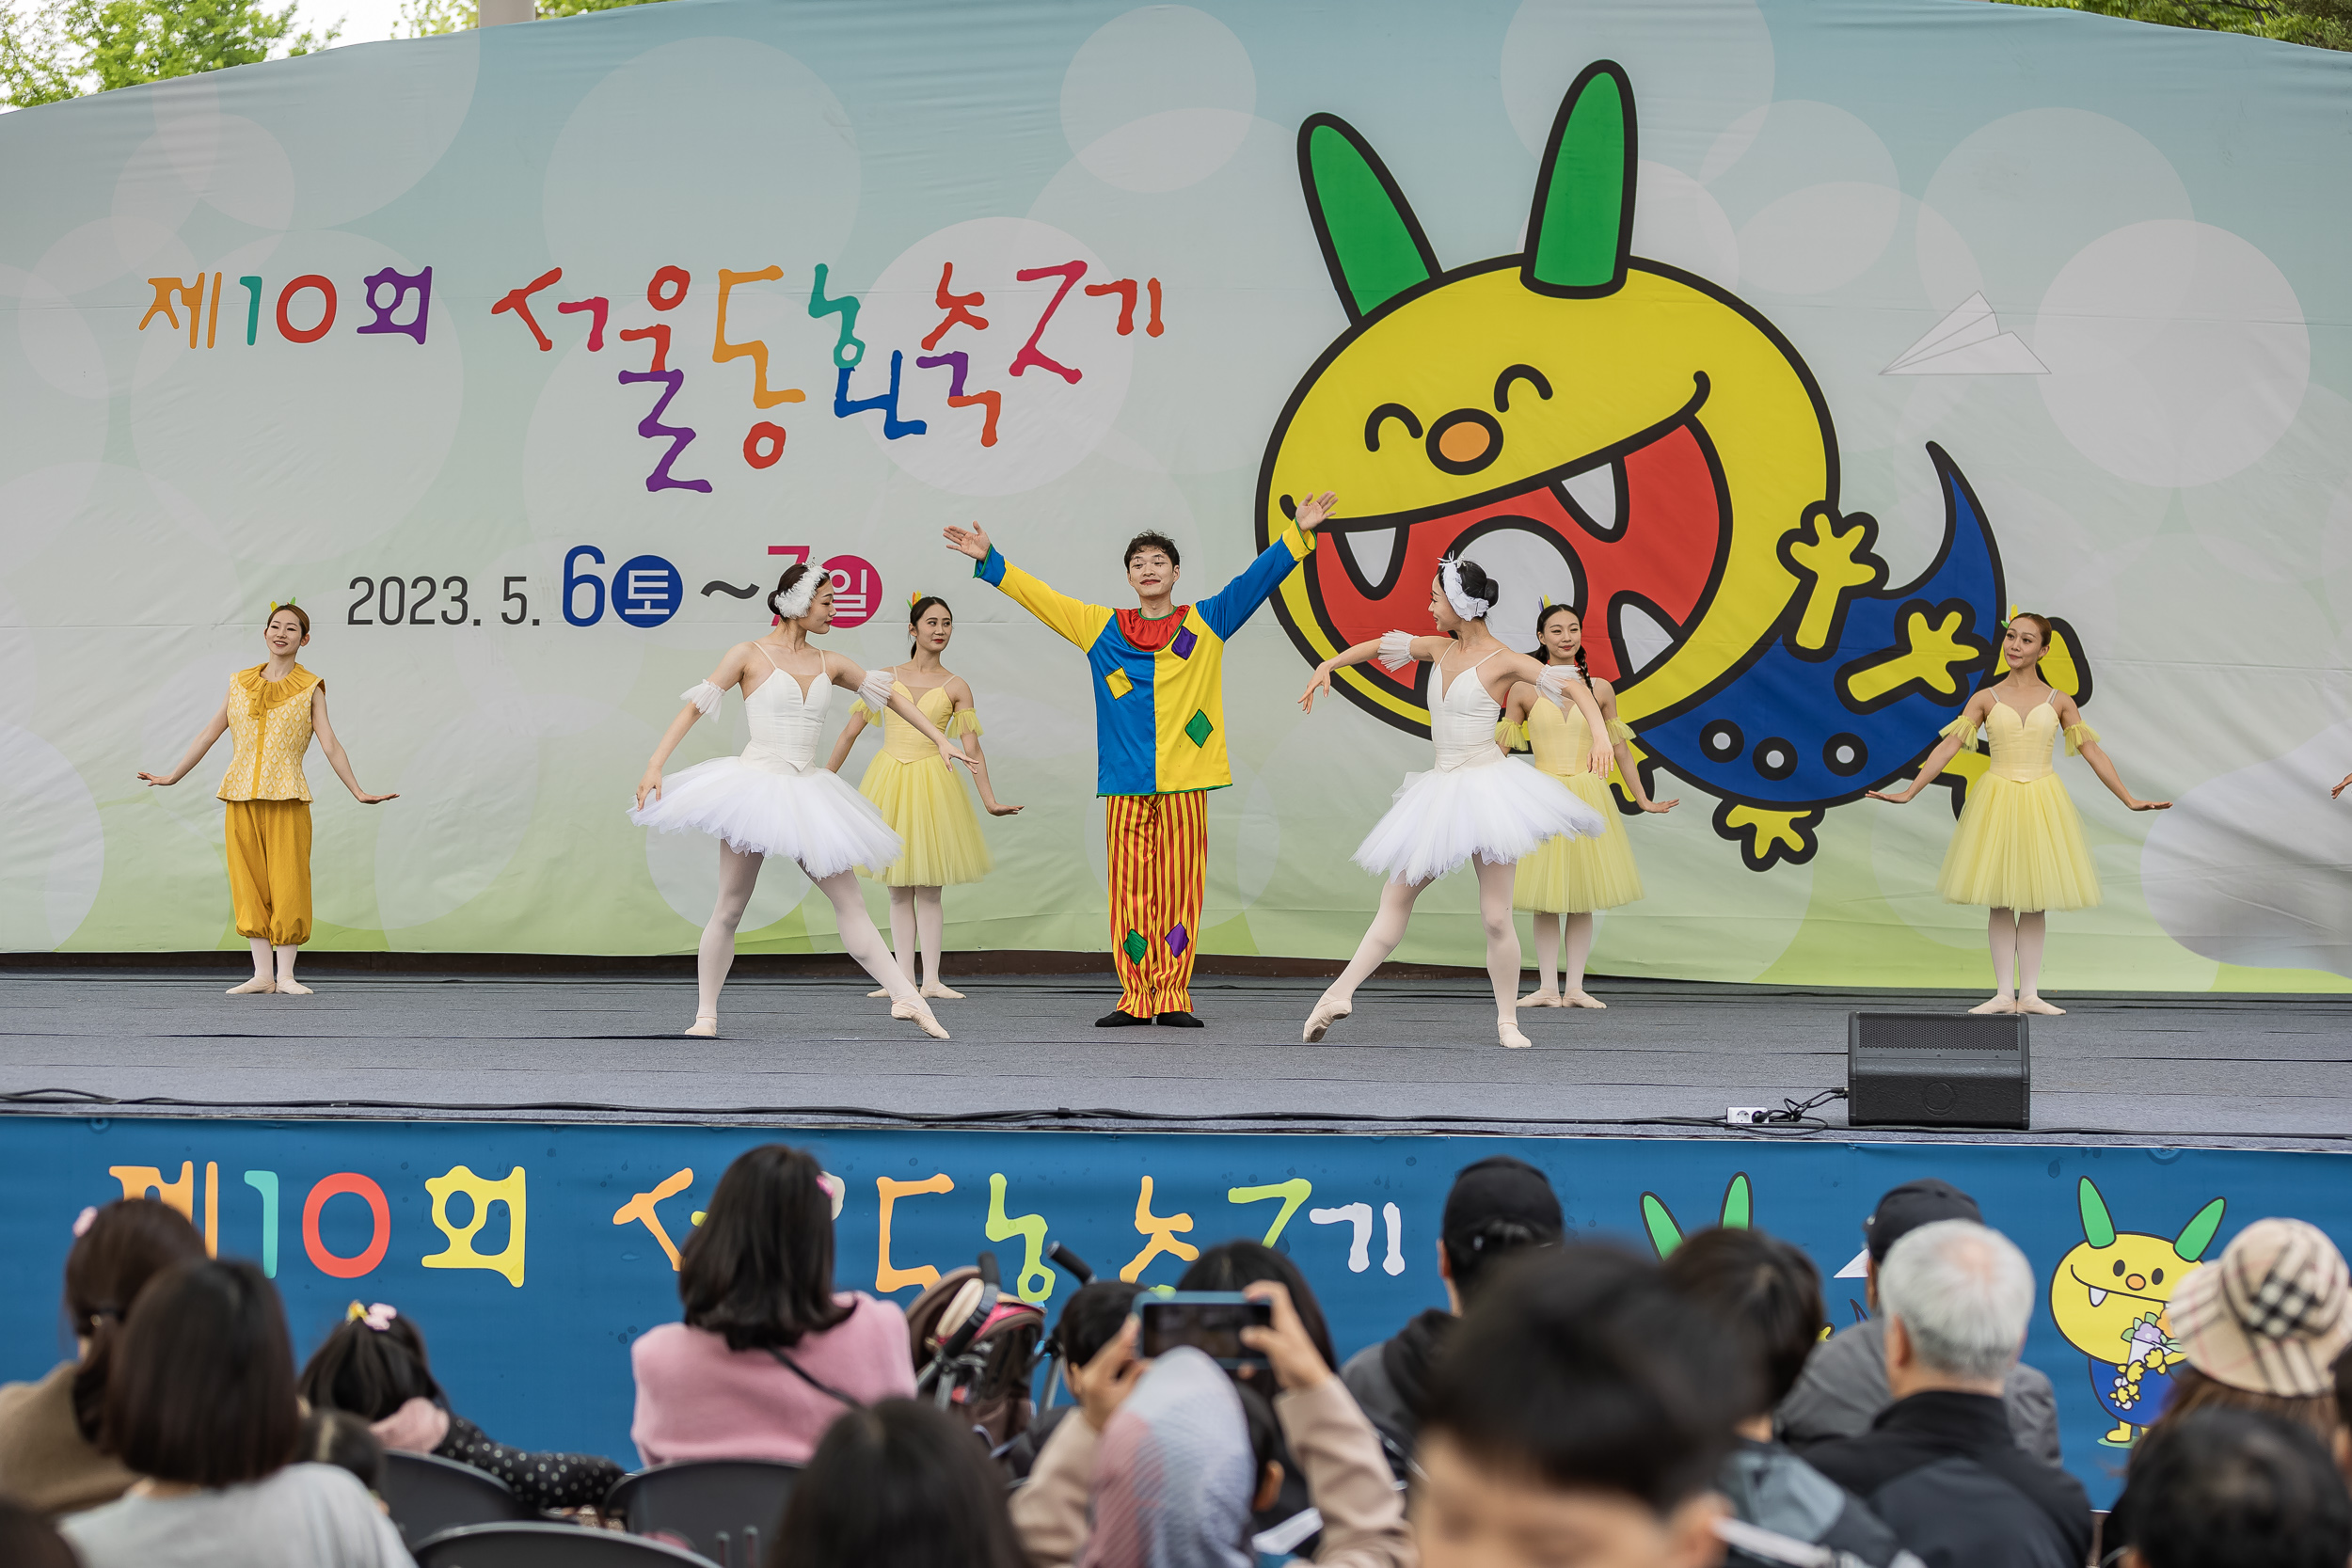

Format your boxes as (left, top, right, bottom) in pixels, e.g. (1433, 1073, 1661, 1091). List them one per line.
(1105, 791, 1206, 1018)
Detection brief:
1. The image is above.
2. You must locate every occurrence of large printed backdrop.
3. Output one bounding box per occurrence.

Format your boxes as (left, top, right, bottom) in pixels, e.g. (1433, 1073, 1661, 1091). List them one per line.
(2, 0, 2347, 987)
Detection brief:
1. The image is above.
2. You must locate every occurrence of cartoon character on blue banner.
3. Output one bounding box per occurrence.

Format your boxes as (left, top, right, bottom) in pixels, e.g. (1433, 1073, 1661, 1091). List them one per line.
(2050, 1177, 2226, 1448)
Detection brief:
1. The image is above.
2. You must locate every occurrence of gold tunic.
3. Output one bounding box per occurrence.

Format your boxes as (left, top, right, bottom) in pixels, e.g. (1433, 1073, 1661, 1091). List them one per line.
(216, 665, 320, 802)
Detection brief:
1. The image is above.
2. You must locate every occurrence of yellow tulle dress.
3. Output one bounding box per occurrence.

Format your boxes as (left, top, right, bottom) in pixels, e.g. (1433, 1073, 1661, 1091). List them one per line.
(1510, 698, 1645, 913)
(852, 681, 992, 887)
(1935, 701, 2102, 911)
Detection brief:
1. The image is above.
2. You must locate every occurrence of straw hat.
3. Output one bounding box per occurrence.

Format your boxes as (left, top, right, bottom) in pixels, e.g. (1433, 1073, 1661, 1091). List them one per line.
(2169, 1218, 2352, 1399)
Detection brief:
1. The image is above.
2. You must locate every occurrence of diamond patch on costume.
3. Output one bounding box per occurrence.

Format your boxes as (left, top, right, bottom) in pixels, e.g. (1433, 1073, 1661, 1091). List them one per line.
(1171, 626, 1198, 659)
(1184, 709, 1214, 747)
(1105, 668, 1135, 699)
(1167, 924, 1189, 957)
(1121, 929, 1149, 965)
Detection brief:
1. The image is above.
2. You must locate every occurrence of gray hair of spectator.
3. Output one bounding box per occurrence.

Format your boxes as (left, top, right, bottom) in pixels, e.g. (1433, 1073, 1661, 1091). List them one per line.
(1879, 1218, 2034, 1383)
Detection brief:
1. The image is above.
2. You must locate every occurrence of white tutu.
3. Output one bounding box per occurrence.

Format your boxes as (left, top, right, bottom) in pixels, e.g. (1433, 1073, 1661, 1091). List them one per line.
(631, 757, 902, 879)
(1352, 755, 1606, 884)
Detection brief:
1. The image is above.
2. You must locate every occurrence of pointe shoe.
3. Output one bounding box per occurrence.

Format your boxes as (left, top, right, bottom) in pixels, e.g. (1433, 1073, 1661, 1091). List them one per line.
(920, 982, 966, 1001)
(867, 988, 891, 999)
(226, 975, 276, 995)
(1499, 1020, 1534, 1049)
(1303, 993, 1351, 1043)
(1516, 989, 1562, 1008)
(1563, 990, 1607, 1010)
(1968, 994, 2020, 1016)
(2016, 993, 2065, 1016)
(683, 1014, 718, 1037)
(276, 977, 313, 996)
(892, 995, 951, 1040)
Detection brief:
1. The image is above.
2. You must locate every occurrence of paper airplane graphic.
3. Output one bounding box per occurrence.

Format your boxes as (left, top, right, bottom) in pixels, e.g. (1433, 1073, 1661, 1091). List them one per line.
(1835, 1246, 1870, 1278)
(1883, 292, 2048, 376)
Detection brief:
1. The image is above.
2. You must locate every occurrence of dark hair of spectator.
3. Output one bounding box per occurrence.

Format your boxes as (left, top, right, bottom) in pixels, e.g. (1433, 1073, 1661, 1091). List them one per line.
(300, 1407, 386, 1491)
(1050, 1279, 1144, 1368)
(101, 1259, 301, 1488)
(64, 1198, 207, 1443)
(1441, 1155, 1565, 1304)
(768, 1397, 1026, 1568)
(1123, 531, 1181, 569)
(0, 1498, 78, 1568)
(298, 1310, 442, 1421)
(1422, 1245, 1755, 1513)
(1660, 1226, 1824, 1414)
(2153, 1363, 2341, 1448)
(1236, 1378, 1283, 1490)
(2122, 1407, 2352, 1568)
(1180, 1241, 1338, 1370)
(1531, 601, 1590, 681)
(678, 1144, 853, 1352)
(908, 595, 951, 656)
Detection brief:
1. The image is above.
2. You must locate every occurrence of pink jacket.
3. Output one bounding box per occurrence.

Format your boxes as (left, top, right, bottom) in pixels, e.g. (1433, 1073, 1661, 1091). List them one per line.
(629, 1294, 916, 1465)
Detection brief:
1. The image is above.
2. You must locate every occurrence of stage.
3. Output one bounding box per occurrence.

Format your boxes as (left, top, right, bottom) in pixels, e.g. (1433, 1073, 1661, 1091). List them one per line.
(2, 965, 2343, 1146)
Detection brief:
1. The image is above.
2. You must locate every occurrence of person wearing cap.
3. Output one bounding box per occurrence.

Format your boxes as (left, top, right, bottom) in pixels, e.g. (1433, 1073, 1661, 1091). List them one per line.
(2103, 1218, 2352, 1558)
(1778, 1178, 2059, 1463)
(1341, 1155, 1564, 1472)
(1802, 1219, 2091, 1568)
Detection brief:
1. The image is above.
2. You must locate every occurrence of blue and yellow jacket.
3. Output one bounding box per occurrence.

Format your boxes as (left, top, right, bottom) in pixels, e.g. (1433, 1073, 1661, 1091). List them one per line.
(974, 521, 1316, 797)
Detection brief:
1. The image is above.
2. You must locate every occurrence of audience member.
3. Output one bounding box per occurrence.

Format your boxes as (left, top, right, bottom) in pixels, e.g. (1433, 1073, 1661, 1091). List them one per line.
(2103, 1217, 2352, 1553)
(1778, 1179, 2058, 1461)
(58, 1259, 413, 1568)
(0, 1197, 205, 1514)
(768, 1396, 1025, 1568)
(1415, 1245, 1751, 1568)
(2333, 1339, 2352, 1485)
(298, 1408, 387, 1498)
(2110, 1407, 2352, 1568)
(302, 1300, 620, 1509)
(1803, 1219, 2090, 1568)
(1012, 1282, 1410, 1568)
(1661, 1226, 1911, 1566)
(0, 1497, 79, 1568)
(1004, 1279, 1144, 1480)
(1178, 1240, 1344, 1543)
(631, 1143, 915, 1464)
(1343, 1155, 1562, 1465)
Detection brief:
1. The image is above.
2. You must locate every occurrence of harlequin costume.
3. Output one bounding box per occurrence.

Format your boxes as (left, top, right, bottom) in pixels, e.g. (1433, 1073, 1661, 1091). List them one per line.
(1935, 702, 2102, 911)
(1510, 695, 1643, 913)
(850, 678, 992, 886)
(971, 519, 1316, 1018)
(216, 664, 322, 946)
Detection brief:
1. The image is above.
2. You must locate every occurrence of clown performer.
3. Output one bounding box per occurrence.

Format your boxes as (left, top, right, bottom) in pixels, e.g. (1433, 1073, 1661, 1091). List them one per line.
(137, 601, 398, 995)
(825, 593, 1023, 1002)
(1298, 556, 1612, 1050)
(1868, 610, 2169, 1015)
(1504, 601, 1677, 1011)
(943, 493, 1335, 1027)
(631, 562, 976, 1041)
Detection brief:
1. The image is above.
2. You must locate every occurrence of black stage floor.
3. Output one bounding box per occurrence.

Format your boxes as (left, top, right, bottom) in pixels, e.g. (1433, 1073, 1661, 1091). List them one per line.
(1, 967, 2344, 1147)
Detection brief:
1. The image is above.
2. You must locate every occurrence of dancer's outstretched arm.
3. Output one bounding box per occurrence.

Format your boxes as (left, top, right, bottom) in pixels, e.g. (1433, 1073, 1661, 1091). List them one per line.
(637, 643, 755, 808)
(1594, 677, 1676, 813)
(946, 677, 1021, 815)
(137, 693, 230, 787)
(942, 522, 1111, 649)
(1479, 648, 1612, 778)
(824, 652, 974, 774)
(2055, 693, 2169, 811)
(309, 688, 397, 804)
(824, 706, 870, 774)
(2338, 772, 2352, 800)
(1195, 490, 1335, 640)
(1297, 634, 1447, 711)
(1867, 691, 1994, 804)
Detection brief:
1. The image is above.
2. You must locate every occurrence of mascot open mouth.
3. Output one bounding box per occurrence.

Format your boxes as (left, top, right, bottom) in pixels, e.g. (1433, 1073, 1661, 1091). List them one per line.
(1287, 379, 1728, 692)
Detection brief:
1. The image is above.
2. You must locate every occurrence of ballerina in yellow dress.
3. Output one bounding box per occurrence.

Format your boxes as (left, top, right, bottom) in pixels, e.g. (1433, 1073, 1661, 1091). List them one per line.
(1868, 611, 2169, 1015)
(137, 602, 397, 995)
(1503, 603, 1677, 1009)
(826, 594, 1021, 1000)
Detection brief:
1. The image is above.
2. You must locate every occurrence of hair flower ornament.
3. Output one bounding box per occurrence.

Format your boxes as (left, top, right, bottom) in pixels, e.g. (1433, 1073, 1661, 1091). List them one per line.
(72, 1205, 97, 1238)
(347, 1300, 398, 1331)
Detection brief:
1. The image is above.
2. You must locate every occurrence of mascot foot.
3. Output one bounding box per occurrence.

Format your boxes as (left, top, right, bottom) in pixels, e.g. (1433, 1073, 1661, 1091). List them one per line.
(1968, 994, 2019, 1015)
(1516, 989, 1562, 1008)
(684, 1014, 718, 1037)
(1563, 990, 1608, 1009)
(227, 976, 276, 995)
(1303, 994, 1351, 1043)
(2017, 993, 2065, 1015)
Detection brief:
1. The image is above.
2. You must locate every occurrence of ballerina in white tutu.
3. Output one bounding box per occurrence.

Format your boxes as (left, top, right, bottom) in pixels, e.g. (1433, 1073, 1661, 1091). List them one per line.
(1298, 556, 1614, 1050)
(632, 562, 974, 1039)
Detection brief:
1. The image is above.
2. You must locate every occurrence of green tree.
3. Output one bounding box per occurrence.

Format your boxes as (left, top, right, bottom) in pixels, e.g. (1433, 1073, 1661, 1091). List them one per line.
(2, 0, 340, 106)
(532, 0, 669, 17)
(394, 0, 469, 36)
(1991, 0, 2352, 50)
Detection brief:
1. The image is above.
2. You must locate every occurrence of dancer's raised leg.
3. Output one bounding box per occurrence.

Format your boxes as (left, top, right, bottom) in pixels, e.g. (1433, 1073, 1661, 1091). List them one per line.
(1561, 912, 1604, 1009)
(1478, 861, 1534, 1049)
(228, 936, 275, 995)
(1972, 907, 2020, 1014)
(815, 870, 946, 1039)
(1306, 878, 1426, 1041)
(691, 844, 763, 1036)
(1518, 913, 1562, 1008)
(871, 884, 920, 999)
(2015, 911, 2062, 1014)
(914, 886, 961, 998)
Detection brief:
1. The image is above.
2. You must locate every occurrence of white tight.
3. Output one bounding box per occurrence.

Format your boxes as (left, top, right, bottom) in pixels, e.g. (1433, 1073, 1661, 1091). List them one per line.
(1986, 908, 2048, 999)
(1326, 859, 1521, 1024)
(696, 845, 917, 1019)
(1529, 911, 1596, 996)
(887, 886, 946, 989)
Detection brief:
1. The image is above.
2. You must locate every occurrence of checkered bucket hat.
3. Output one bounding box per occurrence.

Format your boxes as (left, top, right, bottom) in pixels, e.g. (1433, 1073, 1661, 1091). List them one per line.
(2170, 1217, 2352, 1398)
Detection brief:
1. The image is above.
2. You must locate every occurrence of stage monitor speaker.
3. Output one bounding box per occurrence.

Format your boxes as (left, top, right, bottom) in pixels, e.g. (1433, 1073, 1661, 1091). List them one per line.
(1847, 1012, 2029, 1129)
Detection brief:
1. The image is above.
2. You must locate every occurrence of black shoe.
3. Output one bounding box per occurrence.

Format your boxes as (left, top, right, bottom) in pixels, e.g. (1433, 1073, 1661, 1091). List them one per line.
(1095, 1009, 1152, 1027)
(1154, 1010, 1204, 1028)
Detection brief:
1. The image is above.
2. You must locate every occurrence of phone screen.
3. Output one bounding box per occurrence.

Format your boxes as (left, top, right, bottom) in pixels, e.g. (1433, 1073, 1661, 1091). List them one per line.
(1136, 1294, 1273, 1367)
